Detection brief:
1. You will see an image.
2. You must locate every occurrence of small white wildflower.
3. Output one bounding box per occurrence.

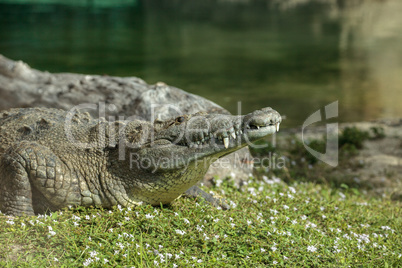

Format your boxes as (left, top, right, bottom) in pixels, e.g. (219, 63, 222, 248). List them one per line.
(307, 245, 317, 252)
(175, 229, 186, 235)
(145, 214, 155, 219)
(89, 251, 98, 257)
(83, 258, 93, 267)
(48, 230, 56, 236)
(261, 248, 266, 253)
(338, 192, 346, 199)
(183, 218, 190, 224)
(271, 246, 277, 252)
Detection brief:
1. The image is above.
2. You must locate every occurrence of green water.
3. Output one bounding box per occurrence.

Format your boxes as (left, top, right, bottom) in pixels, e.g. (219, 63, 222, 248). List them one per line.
(1, 0, 402, 127)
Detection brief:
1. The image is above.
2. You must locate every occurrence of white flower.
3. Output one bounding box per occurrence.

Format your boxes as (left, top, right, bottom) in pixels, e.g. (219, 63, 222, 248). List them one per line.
(261, 248, 266, 253)
(48, 231, 56, 236)
(83, 258, 93, 266)
(307, 245, 317, 252)
(145, 214, 155, 219)
(175, 229, 186, 235)
(89, 251, 98, 257)
(183, 218, 190, 224)
(271, 246, 277, 252)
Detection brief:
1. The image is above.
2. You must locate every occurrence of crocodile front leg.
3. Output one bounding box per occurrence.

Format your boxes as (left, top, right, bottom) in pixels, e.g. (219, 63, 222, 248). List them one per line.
(0, 141, 81, 216)
(184, 185, 230, 210)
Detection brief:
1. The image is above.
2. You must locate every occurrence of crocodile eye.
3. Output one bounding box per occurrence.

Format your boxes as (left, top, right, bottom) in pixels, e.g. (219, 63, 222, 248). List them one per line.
(176, 116, 185, 123)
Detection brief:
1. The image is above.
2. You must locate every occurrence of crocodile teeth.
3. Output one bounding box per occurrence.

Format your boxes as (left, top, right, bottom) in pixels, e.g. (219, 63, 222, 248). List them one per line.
(231, 132, 236, 139)
(276, 123, 280, 132)
(223, 137, 229, 148)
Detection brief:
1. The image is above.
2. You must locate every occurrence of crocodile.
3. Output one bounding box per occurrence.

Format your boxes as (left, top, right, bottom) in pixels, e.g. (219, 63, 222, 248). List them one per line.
(0, 107, 281, 216)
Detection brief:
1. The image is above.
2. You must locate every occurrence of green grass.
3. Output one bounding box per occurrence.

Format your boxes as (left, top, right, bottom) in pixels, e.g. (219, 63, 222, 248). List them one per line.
(1, 178, 401, 267)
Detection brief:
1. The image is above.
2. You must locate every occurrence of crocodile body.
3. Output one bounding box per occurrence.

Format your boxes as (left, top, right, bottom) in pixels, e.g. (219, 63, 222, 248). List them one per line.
(0, 107, 281, 216)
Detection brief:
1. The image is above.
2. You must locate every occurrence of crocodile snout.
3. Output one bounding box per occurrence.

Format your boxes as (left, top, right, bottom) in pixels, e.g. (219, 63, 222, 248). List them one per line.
(243, 107, 282, 132)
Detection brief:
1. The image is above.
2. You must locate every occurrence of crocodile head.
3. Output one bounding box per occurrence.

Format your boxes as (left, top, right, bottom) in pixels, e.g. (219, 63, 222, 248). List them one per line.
(114, 107, 281, 205)
(119, 107, 281, 169)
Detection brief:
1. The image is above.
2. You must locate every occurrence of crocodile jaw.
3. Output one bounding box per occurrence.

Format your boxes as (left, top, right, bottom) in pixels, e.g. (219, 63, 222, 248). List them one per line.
(132, 107, 281, 171)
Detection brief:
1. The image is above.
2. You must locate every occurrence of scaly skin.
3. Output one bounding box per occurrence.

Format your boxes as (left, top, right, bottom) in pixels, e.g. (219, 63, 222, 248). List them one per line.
(0, 107, 281, 216)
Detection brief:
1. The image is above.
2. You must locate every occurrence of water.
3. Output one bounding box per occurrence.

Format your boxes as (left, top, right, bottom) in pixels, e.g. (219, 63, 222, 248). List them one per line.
(1, 0, 402, 127)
